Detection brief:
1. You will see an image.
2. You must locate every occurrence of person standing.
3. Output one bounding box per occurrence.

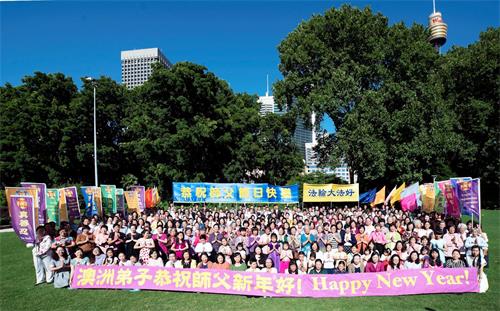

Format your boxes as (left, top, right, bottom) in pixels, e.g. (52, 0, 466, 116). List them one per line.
(33, 226, 54, 285)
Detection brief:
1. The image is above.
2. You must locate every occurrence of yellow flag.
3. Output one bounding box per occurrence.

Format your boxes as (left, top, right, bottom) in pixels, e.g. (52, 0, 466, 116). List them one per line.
(421, 183, 435, 213)
(390, 183, 406, 205)
(371, 186, 386, 207)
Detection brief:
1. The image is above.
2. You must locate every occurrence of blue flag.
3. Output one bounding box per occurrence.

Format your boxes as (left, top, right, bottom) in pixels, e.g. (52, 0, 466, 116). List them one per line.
(359, 188, 377, 203)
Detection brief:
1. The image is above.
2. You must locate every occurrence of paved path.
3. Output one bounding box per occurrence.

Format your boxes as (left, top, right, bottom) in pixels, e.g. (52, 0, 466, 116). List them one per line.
(0, 228, 14, 233)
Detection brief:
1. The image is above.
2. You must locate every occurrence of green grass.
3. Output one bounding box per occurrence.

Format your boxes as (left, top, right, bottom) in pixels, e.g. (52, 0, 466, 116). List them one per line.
(1, 211, 499, 311)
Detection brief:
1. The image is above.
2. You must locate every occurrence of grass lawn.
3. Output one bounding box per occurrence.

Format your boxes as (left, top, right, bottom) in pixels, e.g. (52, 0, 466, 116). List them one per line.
(1, 210, 499, 311)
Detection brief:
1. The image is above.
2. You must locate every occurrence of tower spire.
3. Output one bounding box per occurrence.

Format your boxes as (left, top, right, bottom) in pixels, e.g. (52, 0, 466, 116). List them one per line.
(266, 74, 269, 96)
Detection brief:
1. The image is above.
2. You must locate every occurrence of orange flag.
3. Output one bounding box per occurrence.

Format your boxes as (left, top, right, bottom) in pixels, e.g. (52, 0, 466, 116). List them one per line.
(371, 186, 386, 207)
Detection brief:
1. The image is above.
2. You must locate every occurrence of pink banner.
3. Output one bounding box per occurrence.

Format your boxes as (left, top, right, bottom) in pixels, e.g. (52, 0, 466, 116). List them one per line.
(71, 266, 479, 298)
(400, 193, 417, 212)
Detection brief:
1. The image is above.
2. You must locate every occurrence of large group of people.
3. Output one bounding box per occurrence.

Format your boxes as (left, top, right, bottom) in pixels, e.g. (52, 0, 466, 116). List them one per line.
(31, 203, 489, 289)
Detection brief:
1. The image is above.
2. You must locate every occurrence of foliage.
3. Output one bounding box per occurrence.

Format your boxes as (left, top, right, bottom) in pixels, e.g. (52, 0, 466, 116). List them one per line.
(275, 5, 499, 207)
(0, 64, 303, 200)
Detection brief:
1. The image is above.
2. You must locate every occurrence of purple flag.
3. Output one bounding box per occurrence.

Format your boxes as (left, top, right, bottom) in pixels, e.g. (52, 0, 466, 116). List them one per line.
(10, 195, 36, 244)
(20, 182, 47, 225)
(130, 186, 145, 212)
(63, 186, 81, 218)
(457, 179, 480, 218)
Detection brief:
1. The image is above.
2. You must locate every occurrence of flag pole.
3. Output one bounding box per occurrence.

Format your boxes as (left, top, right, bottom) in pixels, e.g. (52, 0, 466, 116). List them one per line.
(478, 178, 481, 224)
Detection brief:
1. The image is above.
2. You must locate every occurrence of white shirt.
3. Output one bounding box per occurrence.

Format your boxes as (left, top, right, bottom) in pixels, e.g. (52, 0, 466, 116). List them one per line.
(195, 242, 213, 255)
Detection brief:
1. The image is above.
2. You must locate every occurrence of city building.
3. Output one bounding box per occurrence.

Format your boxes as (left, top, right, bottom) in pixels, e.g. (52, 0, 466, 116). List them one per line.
(258, 92, 354, 182)
(121, 48, 172, 89)
(305, 141, 355, 183)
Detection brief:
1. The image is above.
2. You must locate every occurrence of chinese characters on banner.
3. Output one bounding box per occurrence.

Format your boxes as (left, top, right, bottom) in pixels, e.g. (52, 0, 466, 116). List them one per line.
(62, 186, 81, 218)
(173, 183, 299, 204)
(20, 182, 47, 225)
(302, 183, 359, 203)
(46, 189, 60, 225)
(5, 187, 40, 227)
(124, 190, 140, 213)
(71, 266, 479, 297)
(116, 188, 125, 216)
(457, 179, 480, 218)
(101, 185, 117, 215)
(10, 195, 36, 244)
(129, 186, 145, 212)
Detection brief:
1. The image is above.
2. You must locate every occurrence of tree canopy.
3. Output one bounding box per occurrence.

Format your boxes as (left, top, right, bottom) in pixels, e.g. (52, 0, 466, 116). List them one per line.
(0, 63, 303, 200)
(275, 5, 499, 207)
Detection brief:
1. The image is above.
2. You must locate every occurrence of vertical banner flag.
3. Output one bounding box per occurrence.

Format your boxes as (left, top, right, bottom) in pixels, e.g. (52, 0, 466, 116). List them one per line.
(20, 182, 47, 225)
(145, 188, 153, 208)
(450, 177, 472, 215)
(58, 189, 69, 222)
(457, 179, 480, 218)
(153, 186, 161, 205)
(390, 183, 406, 206)
(384, 185, 397, 205)
(130, 186, 145, 212)
(46, 189, 60, 225)
(116, 188, 125, 216)
(101, 185, 117, 215)
(371, 186, 386, 207)
(401, 193, 417, 212)
(359, 188, 376, 204)
(10, 195, 36, 244)
(401, 182, 421, 207)
(124, 190, 140, 213)
(441, 180, 461, 218)
(93, 187, 103, 217)
(81, 187, 98, 217)
(302, 183, 359, 202)
(5, 187, 40, 227)
(434, 181, 446, 214)
(63, 186, 81, 218)
(420, 183, 436, 213)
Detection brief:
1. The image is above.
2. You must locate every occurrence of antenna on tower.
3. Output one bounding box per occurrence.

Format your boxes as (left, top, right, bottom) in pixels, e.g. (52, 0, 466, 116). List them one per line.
(428, 0, 447, 53)
(266, 74, 269, 97)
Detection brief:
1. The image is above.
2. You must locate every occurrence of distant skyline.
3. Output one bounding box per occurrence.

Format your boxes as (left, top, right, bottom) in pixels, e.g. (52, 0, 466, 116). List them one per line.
(1, 1, 498, 97)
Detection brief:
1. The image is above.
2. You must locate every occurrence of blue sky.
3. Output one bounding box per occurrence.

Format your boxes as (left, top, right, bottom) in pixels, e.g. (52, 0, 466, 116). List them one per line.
(1, 1, 498, 131)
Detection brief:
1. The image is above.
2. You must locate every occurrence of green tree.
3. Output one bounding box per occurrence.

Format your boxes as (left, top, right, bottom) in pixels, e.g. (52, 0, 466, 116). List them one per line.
(275, 5, 466, 190)
(440, 27, 500, 208)
(122, 62, 303, 197)
(0, 72, 78, 186)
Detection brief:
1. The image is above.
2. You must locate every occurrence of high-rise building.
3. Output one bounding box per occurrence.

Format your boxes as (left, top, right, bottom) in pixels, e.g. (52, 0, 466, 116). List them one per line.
(121, 48, 172, 89)
(305, 141, 356, 183)
(257, 92, 354, 181)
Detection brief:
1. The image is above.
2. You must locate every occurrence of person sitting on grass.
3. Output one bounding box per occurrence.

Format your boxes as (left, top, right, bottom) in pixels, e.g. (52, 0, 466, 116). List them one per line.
(404, 251, 422, 269)
(197, 252, 213, 269)
(245, 257, 260, 273)
(347, 254, 365, 273)
(50, 246, 70, 289)
(334, 260, 348, 274)
(445, 249, 466, 268)
(230, 252, 247, 271)
(212, 252, 231, 270)
(309, 259, 325, 274)
(365, 252, 385, 272)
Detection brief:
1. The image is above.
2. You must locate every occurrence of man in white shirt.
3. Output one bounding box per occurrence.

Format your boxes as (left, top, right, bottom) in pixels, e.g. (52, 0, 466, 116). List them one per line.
(165, 252, 179, 268)
(194, 234, 213, 257)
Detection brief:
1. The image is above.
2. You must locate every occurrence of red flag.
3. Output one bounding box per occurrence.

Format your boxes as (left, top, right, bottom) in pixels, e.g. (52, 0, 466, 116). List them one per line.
(145, 188, 154, 208)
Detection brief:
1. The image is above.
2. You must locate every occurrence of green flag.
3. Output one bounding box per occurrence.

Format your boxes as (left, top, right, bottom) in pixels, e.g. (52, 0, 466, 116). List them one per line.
(46, 189, 60, 225)
(101, 185, 117, 215)
(434, 182, 446, 214)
